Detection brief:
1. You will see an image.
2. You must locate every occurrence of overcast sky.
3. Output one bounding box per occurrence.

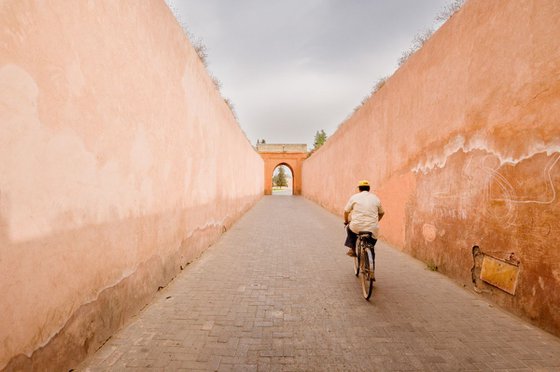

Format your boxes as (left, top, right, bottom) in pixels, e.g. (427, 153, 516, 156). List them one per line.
(166, 0, 451, 148)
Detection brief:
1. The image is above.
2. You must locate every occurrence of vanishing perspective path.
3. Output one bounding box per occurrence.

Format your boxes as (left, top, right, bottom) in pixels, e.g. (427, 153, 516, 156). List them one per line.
(81, 197, 560, 371)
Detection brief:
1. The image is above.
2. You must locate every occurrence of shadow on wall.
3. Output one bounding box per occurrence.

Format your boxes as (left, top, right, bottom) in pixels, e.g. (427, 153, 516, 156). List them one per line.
(0, 1, 264, 369)
(0, 196, 258, 372)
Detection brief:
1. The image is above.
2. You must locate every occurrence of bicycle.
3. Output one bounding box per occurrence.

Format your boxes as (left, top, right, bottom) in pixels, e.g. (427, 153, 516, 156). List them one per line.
(354, 231, 376, 300)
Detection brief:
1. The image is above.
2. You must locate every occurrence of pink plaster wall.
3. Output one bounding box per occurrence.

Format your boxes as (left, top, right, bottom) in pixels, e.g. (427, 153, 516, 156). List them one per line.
(0, 1, 263, 369)
(303, 0, 560, 335)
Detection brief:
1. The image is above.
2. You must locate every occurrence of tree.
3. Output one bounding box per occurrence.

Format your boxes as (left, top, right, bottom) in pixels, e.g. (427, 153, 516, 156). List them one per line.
(274, 166, 288, 187)
(313, 130, 327, 151)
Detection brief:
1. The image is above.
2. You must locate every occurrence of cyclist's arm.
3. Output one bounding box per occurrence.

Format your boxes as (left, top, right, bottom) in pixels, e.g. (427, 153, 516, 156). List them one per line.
(378, 204, 385, 221)
(343, 199, 354, 224)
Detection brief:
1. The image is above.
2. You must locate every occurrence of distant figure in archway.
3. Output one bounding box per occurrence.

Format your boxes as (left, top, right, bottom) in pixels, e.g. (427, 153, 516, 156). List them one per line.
(343, 180, 385, 258)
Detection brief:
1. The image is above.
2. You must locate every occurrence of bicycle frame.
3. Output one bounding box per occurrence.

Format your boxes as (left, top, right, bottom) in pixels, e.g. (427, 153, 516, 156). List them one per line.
(355, 232, 376, 299)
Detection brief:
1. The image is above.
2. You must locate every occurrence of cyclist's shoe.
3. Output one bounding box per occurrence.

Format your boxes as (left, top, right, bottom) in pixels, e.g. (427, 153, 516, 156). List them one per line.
(346, 248, 357, 257)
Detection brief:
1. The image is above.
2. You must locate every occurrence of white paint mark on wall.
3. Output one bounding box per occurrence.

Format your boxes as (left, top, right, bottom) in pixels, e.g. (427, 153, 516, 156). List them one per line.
(413, 133, 560, 206)
(489, 153, 560, 205)
(412, 134, 560, 174)
(412, 133, 560, 232)
(539, 276, 545, 290)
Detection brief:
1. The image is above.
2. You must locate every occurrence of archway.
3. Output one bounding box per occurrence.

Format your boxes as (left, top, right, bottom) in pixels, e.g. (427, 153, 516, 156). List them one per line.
(256, 143, 308, 195)
(272, 163, 294, 196)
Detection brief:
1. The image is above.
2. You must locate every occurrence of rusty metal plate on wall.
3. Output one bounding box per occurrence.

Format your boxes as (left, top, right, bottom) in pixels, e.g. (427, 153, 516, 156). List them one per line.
(480, 256, 520, 295)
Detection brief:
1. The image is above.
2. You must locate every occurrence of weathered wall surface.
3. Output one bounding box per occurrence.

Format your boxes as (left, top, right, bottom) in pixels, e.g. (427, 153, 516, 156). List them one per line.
(303, 0, 560, 336)
(0, 1, 263, 370)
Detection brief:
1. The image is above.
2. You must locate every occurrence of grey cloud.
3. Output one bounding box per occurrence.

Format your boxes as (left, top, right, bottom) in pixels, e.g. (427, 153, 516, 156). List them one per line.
(167, 0, 450, 145)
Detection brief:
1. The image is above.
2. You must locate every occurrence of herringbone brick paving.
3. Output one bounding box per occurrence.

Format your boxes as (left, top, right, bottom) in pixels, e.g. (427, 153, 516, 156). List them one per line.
(81, 196, 560, 371)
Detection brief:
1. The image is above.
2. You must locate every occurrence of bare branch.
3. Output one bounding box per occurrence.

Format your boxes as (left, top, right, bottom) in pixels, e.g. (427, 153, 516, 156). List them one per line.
(435, 0, 466, 22)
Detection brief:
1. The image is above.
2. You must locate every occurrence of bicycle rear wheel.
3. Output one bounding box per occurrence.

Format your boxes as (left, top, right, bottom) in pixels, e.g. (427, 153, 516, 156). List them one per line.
(360, 246, 374, 300)
(353, 243, 360, 276)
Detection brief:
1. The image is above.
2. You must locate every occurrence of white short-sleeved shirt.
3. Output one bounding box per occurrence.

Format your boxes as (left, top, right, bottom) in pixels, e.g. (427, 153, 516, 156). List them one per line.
(344, 191, 384, 238)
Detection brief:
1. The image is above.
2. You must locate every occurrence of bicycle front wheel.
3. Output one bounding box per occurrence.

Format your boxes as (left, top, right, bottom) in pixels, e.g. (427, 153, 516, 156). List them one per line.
(360, 247, 374, 300)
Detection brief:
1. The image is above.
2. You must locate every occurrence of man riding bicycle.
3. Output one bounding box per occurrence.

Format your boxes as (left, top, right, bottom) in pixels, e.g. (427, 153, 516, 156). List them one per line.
(343, 180, 384, 258)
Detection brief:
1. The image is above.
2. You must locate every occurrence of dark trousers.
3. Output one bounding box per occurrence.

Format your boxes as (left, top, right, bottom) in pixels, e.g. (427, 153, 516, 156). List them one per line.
(345, 227, 377, 260)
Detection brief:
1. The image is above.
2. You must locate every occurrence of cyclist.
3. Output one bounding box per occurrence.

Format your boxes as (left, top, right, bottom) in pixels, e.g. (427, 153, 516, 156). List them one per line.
(343, 180, 384, 258)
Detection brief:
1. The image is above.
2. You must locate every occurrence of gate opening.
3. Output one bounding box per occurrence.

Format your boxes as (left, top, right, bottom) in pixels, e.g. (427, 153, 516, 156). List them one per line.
(272, 164, 293, 196)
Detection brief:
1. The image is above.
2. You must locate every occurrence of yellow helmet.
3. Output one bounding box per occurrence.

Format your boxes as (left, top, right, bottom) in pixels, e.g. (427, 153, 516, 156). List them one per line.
(358, 180, 370, 187)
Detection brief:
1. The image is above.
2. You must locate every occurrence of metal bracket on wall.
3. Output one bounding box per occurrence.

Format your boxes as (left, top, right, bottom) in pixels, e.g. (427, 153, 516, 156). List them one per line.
(471, 245, 520, 295)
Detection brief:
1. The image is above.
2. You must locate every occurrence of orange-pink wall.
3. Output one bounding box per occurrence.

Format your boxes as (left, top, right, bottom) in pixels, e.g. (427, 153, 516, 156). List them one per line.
(0, 1, 262, 370)
(303, 0, 560, 335)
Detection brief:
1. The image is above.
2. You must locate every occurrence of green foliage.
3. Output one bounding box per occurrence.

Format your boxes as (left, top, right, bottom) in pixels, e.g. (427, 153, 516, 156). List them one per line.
(307, 130, 328, 157)
(272, 166, 288, 187)
(277, 166, 288, 187)
(313, 130, 327, 150)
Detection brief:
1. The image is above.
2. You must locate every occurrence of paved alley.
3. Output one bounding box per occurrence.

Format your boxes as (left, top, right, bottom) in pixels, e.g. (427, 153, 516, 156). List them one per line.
(81, 197, 560, 371)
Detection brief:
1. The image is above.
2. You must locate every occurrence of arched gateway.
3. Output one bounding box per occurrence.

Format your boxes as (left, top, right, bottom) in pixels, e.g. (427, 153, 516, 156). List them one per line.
(256, 143, 308, 195)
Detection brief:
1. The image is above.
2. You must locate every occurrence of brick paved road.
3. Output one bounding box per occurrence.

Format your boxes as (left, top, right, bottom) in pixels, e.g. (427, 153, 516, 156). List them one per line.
(81, 196, 560, 371)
